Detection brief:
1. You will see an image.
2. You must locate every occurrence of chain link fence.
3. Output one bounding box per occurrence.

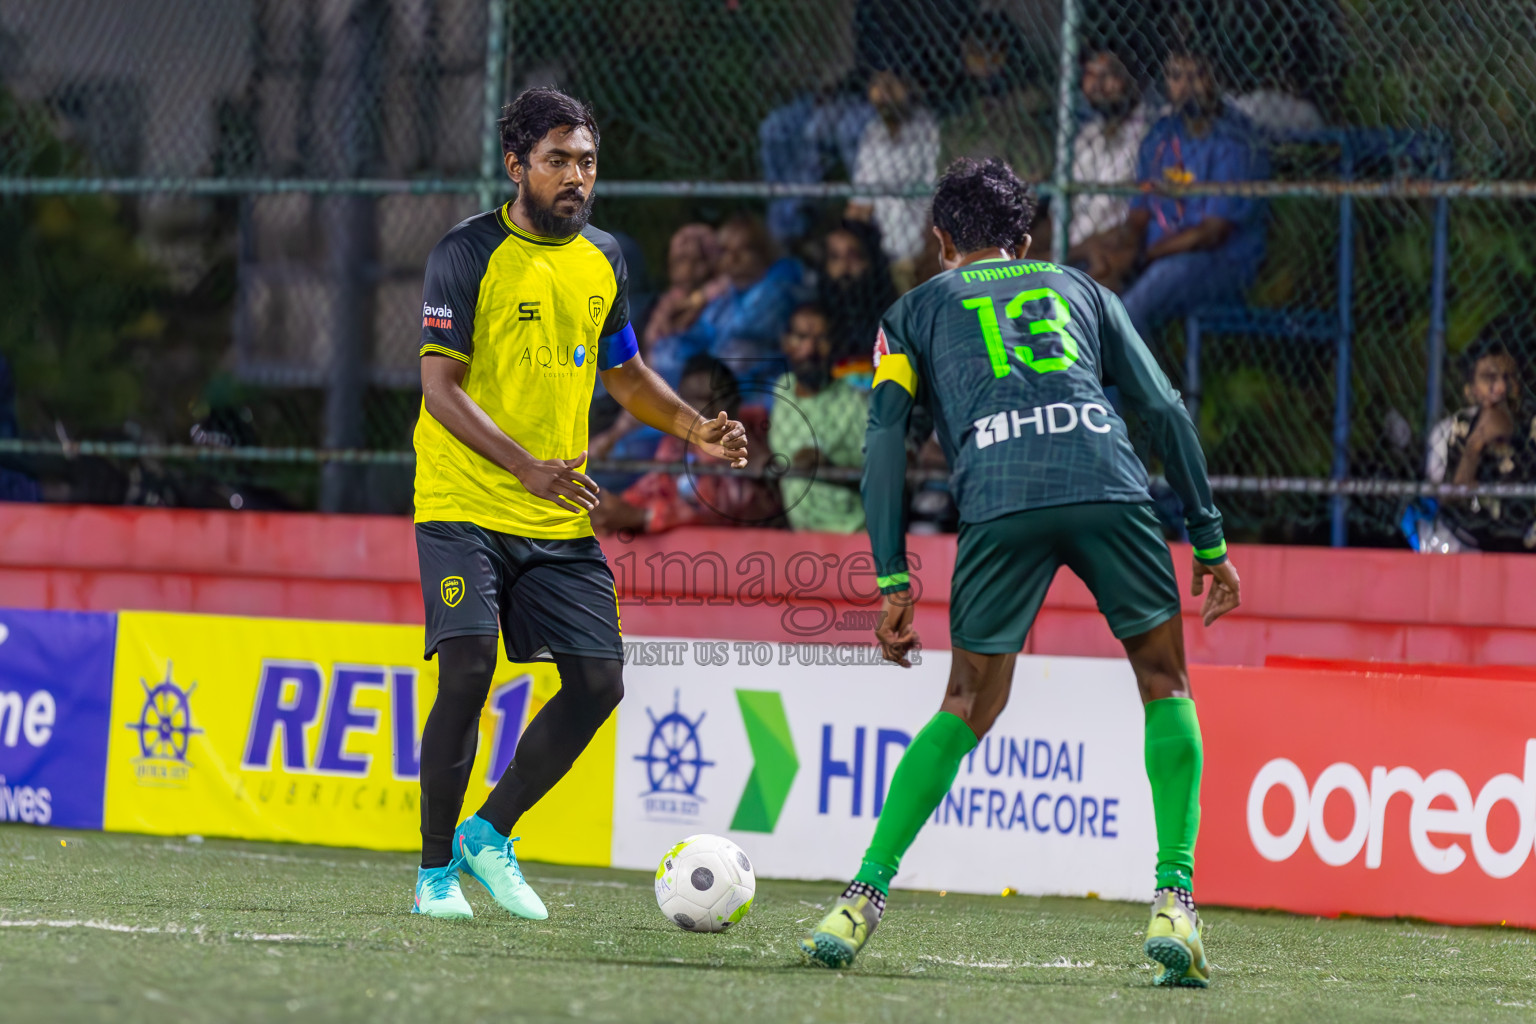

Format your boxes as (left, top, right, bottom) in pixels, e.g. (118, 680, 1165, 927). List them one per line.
(2, 0, 1535, 547)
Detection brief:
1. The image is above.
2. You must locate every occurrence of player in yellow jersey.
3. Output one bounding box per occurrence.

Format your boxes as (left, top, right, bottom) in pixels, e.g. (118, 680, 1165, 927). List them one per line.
(410, 88, 748, 921)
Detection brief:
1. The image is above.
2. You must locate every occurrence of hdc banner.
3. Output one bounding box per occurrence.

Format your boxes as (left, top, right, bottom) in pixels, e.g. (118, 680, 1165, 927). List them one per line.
(1196, 665, 1536, 929)
(0, 608, 117, 829)
(612, 643, 1156, 900)
(103, 611, 614, 864)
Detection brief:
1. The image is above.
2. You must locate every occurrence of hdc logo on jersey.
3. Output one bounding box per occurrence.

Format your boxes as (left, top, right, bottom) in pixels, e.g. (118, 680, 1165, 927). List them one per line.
(423, 303, 453, 330)
(973, 402, 1113, 448)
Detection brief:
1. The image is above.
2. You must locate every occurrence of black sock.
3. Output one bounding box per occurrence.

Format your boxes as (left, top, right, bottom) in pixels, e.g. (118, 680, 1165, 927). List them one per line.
(476, 653, 623, 835)
(418, 635, 498, 868)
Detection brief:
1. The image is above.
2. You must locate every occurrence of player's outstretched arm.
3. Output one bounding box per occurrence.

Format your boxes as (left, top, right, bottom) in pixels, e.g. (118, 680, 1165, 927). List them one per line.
(1097, 287, 1240, 625)
(421, 354, 599, 512)
(600, 356, 748, 468)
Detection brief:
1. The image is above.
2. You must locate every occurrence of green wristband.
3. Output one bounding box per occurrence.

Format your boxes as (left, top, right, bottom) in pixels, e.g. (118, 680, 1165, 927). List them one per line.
(876, 571, 909, 590)
(1193, 540, 1228, 564)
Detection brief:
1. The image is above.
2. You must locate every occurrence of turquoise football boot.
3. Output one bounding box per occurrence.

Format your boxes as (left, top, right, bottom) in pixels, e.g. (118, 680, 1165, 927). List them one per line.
(455, 815, 549, 920)
(412, 864, 472, 919)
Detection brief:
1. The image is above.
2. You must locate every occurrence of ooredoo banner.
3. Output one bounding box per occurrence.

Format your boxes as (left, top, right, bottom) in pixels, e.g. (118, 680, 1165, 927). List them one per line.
(102, 611, 614, 865)
(1195, 665, 1536, 928)
(612, 642, 1157, 900)
(0, 609, 116, 829)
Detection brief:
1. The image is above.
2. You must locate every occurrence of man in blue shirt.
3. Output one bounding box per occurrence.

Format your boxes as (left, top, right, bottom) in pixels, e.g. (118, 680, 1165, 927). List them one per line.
(1107, 51, 1270, 341)
(648, 214, 804, 399)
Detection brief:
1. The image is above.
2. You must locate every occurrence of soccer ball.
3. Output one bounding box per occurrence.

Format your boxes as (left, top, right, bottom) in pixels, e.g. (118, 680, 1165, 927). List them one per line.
(654, 834, 756, 932)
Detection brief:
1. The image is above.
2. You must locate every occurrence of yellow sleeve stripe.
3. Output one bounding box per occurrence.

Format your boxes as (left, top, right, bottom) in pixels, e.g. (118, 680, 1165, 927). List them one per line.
(420, 343, 470, 364)
(873, 352, 917, 396)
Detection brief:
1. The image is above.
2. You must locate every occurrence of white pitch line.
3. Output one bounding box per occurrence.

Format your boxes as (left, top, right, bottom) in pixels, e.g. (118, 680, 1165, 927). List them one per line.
(916, 954, 1098, 969)
(0, 919, 312, 941)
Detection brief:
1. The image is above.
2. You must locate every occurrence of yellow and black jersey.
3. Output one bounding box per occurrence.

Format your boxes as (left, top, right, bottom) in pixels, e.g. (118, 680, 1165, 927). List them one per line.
(413, 203, 637, 538)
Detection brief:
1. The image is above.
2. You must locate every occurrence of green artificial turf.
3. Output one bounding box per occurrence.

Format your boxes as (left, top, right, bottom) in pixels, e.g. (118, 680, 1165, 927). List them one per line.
(1, 826, 1531, 1023)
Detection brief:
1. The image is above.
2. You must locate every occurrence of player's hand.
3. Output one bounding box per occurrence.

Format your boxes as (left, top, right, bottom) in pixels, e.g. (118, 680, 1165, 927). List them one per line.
(515, 450, 601, 513)
(694, 411, 749, 469)
(875, 592, 920, 668)
(1191, 555, 1241, 627)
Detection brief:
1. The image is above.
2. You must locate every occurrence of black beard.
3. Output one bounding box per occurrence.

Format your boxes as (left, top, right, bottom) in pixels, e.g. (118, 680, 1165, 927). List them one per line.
(1176, 97, 1218, 122)
(792, 363, 831, 391)
(1089, 94, 1134, 120)
(523, 188, 595, 237)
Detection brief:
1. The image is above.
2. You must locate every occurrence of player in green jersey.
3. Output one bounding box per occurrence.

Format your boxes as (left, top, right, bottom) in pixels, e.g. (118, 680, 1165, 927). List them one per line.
(800, 159, 1242, 987)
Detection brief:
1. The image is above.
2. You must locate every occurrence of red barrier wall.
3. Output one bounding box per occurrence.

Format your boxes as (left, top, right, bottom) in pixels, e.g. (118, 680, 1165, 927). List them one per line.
(6, 502, 1536, 665)
(1194, 664, 1536, 928)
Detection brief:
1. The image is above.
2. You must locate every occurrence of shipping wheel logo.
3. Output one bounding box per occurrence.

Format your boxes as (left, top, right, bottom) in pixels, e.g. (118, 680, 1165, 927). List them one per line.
(128, 663, 203, 762)
(635, 690, 714, 796)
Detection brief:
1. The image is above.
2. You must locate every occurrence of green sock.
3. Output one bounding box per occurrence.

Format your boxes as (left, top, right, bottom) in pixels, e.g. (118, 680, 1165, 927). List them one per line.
(854, 711, 978, 895)
(1144, 697, 1203, 893)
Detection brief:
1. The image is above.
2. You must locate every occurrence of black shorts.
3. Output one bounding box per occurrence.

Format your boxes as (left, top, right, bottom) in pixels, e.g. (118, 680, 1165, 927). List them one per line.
(415, 521, 623, 662)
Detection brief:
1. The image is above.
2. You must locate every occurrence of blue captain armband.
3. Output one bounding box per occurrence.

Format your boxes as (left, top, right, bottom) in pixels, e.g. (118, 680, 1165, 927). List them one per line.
(597, 322, 638, 370)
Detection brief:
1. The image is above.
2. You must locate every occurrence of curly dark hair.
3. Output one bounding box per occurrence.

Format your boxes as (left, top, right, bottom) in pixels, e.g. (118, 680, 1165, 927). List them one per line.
(497, 87, 600, 167)
(930, 157, 1036, 256)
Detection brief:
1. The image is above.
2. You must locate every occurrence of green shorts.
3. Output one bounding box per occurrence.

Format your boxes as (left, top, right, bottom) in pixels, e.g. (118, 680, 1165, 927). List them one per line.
(950, 501, 1181, 654)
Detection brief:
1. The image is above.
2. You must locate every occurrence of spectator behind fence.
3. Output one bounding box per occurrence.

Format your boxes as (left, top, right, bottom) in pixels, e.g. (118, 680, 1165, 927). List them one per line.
(647, 214, 802, 398)
(1065, 51, 1151, 288)
(938, 13, 1052, 189)
(643, 224, 728, 353)
(769, 303, 870, 533)
(817, 219, 897, 380)
(1101, 49, 1270, 341)
(592, 224, 729, 491)
(759, 85, 875, 246)
(589, 355, 782, 536)
(1423, 341, 1536, 551)
(848, 69, 939, 283)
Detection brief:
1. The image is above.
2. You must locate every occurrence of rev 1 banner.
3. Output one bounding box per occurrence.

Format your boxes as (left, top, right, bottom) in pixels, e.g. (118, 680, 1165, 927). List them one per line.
(102, 611, 615, 866)
(611, 641, 1156, 900)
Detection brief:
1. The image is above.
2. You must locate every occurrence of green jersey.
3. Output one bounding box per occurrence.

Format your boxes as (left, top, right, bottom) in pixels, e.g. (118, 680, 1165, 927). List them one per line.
(862, 258, 1226, 594)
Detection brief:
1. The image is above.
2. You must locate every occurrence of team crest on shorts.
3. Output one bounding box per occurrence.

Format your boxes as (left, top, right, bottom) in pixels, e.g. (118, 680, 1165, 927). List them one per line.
(440, 576, 465, 607)
(588, 295, 604, 326)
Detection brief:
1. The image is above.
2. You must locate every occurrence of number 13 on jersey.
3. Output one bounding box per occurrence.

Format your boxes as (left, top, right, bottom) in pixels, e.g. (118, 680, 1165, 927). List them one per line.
(962, 287, 1077, 378)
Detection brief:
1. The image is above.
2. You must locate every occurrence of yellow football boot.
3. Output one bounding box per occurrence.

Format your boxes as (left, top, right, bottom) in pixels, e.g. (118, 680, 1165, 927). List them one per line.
(799, 892, 881, 968)
(1143, 889, 1210, 988)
